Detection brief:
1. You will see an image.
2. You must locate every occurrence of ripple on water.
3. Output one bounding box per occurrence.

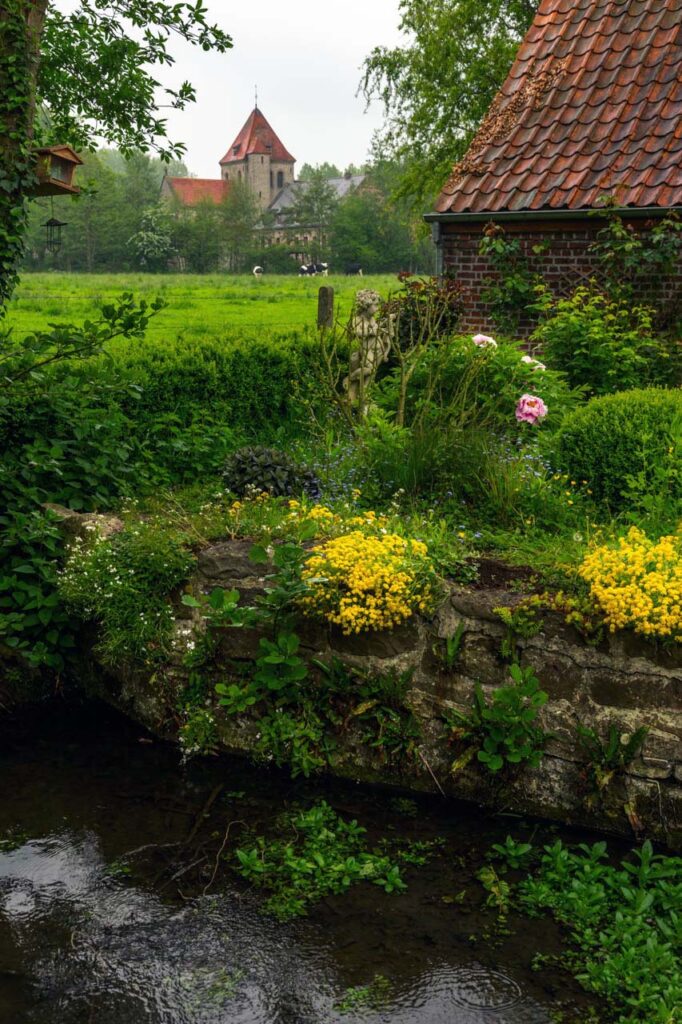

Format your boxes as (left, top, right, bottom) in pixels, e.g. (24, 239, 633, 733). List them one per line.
(452, 965, 524, 1009)
(390, 963, 546, 1024)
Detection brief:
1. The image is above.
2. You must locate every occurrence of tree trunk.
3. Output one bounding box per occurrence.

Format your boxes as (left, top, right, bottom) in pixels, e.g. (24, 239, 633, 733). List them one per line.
(0, 0, 49, 309)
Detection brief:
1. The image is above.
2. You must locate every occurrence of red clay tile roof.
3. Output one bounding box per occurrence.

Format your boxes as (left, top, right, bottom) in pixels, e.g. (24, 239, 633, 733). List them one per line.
(435, 0, 682, 216)
(219, 107, 295, 165)
(164, 177, 229, 206)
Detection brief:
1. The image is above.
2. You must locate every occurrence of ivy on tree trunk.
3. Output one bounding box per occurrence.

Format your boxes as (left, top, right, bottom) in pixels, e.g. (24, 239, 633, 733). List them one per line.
(0, 0, 48, 312)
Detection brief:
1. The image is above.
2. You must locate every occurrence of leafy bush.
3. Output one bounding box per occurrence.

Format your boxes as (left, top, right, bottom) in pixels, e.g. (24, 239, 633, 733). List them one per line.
(352, 410, 453, 500)
(377, 333, 576, 436)
(353, 333, 576, 505)
(0, 297, 164, 668)
(532, 286, 680, 394)
(382, 273, 467, 348)
(579, 527, 682, 642)
(59, 523, 195, 666)
(554, 389, 682, 511)
(222, 446, 320, 499)
(0, 508, 75, 670)
(101, 328, 317, 438)
(0, 306, 318, 672)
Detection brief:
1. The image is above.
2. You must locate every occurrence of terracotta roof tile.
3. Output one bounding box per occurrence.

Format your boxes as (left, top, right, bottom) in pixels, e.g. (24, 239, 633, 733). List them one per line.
(435, 0, 682, 215)
(219, 107, 295, 165)
(164, 178, 228, 206)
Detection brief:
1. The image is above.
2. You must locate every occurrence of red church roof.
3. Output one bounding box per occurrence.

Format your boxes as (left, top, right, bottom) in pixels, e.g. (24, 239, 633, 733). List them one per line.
(219, 107, 295, 165)
(434, 0, 682, 217)
(164, 177, 229, 206)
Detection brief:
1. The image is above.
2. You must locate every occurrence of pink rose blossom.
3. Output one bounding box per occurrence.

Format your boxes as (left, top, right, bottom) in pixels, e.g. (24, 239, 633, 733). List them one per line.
(472, 333, 497, 348)
(515, 394, 548, 425)
(521, 354, 546, 371)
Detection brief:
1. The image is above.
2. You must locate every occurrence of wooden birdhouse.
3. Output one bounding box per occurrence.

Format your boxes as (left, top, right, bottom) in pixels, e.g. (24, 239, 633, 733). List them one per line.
(34, 145, 82, 196)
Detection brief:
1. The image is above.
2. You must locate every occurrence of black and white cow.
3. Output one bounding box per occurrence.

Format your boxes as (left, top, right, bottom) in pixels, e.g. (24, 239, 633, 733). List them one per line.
(299, 262, 330, 277)
(252, 265, 264, 278)
(344, 262, 363, 276)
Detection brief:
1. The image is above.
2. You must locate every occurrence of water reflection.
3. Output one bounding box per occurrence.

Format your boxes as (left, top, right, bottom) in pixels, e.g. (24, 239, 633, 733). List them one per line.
(0, 702, 582, 1023)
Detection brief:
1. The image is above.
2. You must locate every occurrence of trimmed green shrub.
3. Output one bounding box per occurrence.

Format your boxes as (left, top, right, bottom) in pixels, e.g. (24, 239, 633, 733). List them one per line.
(532, 286, 681, 395)
(101, 329, 318, 437)
(554, 389, 682, 510)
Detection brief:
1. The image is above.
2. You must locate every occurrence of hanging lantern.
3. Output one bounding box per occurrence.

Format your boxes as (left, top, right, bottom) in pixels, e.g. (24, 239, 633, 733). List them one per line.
(43, 217, 67, 253)
(33, 145, 82, 196)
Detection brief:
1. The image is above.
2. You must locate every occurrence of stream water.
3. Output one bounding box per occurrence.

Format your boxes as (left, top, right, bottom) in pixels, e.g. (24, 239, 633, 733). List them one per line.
(0, 700, 597, 1024)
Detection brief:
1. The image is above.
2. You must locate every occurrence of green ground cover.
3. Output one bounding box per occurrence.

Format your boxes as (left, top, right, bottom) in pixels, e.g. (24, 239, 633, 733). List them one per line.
(5, 273, 396, 340)
(1, 271, 680, 674)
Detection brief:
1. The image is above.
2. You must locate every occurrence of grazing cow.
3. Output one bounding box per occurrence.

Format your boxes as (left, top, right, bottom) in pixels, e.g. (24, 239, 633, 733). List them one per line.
(345, 262, 363, 276)
(299, 263, 328, 277)
(252, 265, 264, 278)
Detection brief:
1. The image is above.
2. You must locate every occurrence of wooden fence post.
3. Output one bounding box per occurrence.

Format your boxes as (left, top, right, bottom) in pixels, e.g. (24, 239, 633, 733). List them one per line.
(317, 286, 334, 329)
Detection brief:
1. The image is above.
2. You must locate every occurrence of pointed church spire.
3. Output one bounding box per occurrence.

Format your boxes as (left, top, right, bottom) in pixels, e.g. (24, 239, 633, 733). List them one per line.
(219, 107, 295, 165)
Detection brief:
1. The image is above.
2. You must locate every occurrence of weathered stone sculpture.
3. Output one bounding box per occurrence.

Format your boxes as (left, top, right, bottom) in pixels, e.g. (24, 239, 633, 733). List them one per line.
(344, 288, 393, 409)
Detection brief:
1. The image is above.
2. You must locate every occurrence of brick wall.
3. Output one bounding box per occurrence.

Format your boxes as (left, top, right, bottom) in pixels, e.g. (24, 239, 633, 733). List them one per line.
(441, 218, 682, 335)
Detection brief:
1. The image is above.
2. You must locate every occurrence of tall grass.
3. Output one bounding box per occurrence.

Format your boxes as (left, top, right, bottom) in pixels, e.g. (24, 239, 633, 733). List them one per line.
(6, 273, 398, 341)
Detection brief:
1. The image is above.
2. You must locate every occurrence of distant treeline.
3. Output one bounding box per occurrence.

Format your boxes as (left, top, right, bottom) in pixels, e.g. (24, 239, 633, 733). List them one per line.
(23, 152, 435, 275)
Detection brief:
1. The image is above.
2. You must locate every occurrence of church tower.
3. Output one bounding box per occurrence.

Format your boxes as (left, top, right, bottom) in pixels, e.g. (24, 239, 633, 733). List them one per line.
(219, 107, 296, 211)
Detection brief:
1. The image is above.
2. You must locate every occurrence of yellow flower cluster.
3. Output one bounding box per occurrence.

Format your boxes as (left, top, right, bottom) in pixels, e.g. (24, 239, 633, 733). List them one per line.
(287, 499, 338, 527)
(579, 527, 682, 641)
(300, 531, 435, 634)
(286, 501, 390, 540)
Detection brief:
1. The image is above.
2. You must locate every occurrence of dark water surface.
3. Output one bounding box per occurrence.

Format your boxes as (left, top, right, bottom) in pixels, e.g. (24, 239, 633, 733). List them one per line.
(0, 701, 593, 1024)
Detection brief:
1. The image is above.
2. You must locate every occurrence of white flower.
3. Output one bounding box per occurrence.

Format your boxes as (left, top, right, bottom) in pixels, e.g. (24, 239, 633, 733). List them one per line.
(521, 354, 546, 371)
(472, 333, 497, 348)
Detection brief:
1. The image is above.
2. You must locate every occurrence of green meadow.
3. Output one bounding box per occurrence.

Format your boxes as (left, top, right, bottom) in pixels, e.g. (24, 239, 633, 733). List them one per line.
(6, 273, 398, 340)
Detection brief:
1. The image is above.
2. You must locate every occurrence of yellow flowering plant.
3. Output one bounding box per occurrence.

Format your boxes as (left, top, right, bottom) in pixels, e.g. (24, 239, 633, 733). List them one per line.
(300, 531, 439, 634)
(579, 527, 682, 641)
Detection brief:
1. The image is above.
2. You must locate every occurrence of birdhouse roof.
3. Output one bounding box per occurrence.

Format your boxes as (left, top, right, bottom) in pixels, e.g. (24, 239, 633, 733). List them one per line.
(35, 145, 83, 166)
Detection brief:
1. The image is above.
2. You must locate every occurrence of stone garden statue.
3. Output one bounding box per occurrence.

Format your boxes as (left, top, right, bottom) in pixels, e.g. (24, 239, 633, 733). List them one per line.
(344, 288, 393, 408)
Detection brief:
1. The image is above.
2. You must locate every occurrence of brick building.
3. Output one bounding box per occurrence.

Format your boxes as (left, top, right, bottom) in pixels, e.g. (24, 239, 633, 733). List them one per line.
(219, 106, 296, 211)
(426, 0, 682, 332)
(161, 106, 295, 213)
(161, 105, 367, 264)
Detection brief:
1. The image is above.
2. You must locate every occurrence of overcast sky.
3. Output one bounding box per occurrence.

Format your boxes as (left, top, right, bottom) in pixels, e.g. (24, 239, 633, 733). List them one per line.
(155, 0, 405, 178)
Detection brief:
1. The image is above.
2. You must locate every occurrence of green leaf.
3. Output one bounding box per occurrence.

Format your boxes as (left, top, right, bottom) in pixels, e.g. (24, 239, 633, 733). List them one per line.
(249, 544, 269, 564)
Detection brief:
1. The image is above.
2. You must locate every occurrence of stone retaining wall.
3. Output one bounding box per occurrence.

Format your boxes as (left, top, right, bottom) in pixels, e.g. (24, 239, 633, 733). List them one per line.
(89, 537, 682, 850)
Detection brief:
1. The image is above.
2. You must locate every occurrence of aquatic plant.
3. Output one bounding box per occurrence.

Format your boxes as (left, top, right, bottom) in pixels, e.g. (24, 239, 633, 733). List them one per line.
(234, 800, 413, 919)
(515, 839, 682, 1024)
